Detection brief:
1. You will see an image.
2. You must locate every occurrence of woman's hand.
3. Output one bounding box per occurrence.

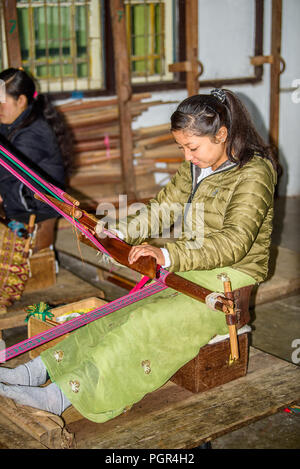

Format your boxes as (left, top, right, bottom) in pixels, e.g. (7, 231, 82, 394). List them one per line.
(128, 244, 165, 266)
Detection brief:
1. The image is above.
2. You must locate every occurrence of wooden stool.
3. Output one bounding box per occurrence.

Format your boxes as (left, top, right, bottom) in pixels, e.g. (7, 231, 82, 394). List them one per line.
(171, 285, 254, 393)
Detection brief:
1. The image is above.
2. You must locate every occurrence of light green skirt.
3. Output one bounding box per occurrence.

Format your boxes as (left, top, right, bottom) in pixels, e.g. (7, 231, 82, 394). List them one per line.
(41, 267, 255, 423)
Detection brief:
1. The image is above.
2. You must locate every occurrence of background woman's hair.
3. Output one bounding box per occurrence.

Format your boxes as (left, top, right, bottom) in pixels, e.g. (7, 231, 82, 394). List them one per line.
(170, 89, 279, 172)
(0, 68, 73, 179)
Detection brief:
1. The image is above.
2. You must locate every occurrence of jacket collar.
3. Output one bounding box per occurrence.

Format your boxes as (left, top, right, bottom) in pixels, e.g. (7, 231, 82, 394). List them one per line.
(191, 159, 237, 190)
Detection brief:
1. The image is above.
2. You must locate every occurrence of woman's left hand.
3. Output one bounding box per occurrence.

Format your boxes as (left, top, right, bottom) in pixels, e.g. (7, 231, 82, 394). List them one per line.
(128, 244, 165, 266)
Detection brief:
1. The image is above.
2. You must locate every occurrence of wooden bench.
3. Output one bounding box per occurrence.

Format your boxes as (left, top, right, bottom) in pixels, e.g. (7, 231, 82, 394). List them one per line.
(0, 347, 299, 449)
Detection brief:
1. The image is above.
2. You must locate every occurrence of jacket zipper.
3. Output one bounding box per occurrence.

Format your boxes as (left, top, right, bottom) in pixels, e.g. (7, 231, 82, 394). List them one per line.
(184, 162, 237, 220)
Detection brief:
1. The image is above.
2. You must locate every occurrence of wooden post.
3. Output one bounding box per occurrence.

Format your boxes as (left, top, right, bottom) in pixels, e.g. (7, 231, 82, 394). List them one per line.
(3, 0, 22, 68)
(217, 273, 239, 362)
(168, 0, 199, 96)
(109, 0, 136, 199)
(23, 214, 36, 256)
(269, 0, 282, 149)
(185, 0, 199, 96)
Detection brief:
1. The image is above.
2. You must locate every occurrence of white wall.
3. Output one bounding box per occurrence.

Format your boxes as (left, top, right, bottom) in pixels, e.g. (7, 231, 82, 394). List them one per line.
(133, 0, 300, 196)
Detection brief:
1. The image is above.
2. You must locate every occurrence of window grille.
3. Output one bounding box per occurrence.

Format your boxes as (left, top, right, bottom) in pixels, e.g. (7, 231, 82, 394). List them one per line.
(125, 0, 174, 83)
(16, 0, 103, 93)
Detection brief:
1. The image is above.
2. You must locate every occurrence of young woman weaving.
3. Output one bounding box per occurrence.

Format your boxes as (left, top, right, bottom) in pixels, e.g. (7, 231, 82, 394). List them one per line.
(0, 89, 278, 421)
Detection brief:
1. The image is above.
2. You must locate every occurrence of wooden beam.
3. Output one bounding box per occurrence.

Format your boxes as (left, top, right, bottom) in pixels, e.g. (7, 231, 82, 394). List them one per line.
(109, 0, 136, 199)
(168, 1, 199, 95)
(2, 0, 22, 68)
(185, 0, 199, 96)
(0, 397, 74, 449)
(250, 55, 274, 66)
(269, 0, 282, 149)
(168, 61, 192, 73)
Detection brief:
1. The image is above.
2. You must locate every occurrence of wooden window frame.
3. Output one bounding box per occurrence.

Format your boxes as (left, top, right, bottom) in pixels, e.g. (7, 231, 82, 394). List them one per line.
(2, 0, 264, 99)
(94, 0, 188, 98)
(15, 0, 103, 94)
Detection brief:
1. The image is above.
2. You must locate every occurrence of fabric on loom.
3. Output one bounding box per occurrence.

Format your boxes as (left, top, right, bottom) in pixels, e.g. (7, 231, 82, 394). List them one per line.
(0, 222, 30, 310)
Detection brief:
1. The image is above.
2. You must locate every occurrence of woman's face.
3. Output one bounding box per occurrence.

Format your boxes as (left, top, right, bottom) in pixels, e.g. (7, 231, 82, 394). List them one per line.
(0, 94, 27, 125)
(172, 127, 228, 171)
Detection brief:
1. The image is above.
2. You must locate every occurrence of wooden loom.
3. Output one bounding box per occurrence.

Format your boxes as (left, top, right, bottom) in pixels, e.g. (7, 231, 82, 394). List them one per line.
(0, 188, 257, 448)
(34, 190, 253, 361)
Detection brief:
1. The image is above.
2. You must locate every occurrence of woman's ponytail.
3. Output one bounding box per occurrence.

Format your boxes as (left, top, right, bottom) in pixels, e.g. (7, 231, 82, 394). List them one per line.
(223, 89, 279, 171)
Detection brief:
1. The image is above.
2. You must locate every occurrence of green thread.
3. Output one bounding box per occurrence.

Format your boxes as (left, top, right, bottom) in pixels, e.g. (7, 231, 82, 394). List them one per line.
(0, 148, 61, 201)
(25, 302, 54, 322)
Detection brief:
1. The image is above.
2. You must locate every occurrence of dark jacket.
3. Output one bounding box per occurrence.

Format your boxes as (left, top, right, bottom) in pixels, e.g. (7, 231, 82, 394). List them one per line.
(0, 105, 65, 223)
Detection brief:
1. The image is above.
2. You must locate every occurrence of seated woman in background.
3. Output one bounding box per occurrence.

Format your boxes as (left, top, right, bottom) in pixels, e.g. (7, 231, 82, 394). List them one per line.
(0, 67, 72, 225)
(0, 68, 72, 311)
(0, 89, 278, 422)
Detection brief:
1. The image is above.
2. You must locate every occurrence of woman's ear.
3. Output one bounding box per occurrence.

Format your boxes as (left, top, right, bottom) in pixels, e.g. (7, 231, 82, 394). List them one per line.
(215, 126, 228, 143)
(17, 94, 28, 111)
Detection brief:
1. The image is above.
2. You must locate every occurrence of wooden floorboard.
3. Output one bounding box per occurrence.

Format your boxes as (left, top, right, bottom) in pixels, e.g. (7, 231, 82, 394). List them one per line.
(67, 348, 300, 449)
(0, 347, 298, 449)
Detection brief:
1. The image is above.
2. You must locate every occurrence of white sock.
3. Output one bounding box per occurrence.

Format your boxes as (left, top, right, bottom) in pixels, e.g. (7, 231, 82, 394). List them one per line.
(0, 357, 48, 386)
(0, 382, 71, 415)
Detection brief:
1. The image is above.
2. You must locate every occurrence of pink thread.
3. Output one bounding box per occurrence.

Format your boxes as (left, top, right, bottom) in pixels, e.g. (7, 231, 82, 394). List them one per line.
(0, 143, 174, 362)
(104, 134, 110, 159)
(0, 143, 171, 281)
(0, 144, 73, 206)
(129, 275, 150, 293)
(0, 279, 168, 362)
(33, 91, 38, 99)
(0, 147, 110, 256)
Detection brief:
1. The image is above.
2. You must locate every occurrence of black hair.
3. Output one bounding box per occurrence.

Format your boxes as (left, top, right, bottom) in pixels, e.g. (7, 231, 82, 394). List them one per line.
(0, 68, 73, 178)
(170, 89, 279, 172)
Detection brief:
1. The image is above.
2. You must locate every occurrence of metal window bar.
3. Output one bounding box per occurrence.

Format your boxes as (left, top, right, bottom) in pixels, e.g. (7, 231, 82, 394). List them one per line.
(43, 0, 50, 88)
(144, 1, 149, 79)
(58, 0, 63, 90)
(16, 0, 91, 91)
(84, 0, 90, 89)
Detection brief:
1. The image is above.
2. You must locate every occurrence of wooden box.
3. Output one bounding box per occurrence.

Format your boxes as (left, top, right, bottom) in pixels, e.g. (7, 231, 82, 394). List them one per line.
(28, 297, 107, 359)
(171, 332, 249, 393)
(25, 248, 56, 293)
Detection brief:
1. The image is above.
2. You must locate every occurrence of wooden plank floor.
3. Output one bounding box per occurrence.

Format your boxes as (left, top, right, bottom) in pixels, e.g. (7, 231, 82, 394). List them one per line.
(67, 348, 300, 449)
(0, 347, 299, 449)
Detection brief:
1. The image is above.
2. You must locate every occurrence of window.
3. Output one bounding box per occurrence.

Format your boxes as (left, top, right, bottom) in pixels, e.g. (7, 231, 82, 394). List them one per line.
(2, 0, 182, 96)
(16, 0, 103, 93)
(125, 0, 175, 84)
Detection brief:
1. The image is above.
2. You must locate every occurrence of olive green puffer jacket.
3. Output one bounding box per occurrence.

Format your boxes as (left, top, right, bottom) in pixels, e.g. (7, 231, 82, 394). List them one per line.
(118, 155, 277, 283)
